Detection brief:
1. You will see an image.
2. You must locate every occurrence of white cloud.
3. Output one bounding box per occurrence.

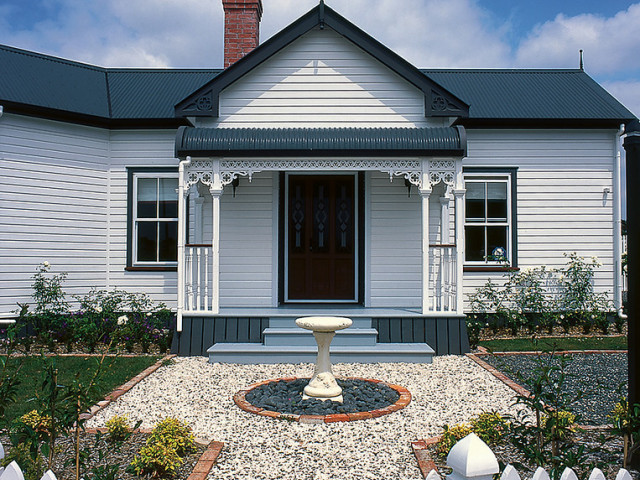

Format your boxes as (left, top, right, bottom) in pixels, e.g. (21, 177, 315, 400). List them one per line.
(515, 4, 640, 73)
(602, 80, 640, 118)
(261, 0, 512, 68)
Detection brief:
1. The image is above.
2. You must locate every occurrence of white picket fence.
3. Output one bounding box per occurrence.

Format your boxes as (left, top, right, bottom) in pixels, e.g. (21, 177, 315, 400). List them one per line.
(432, 433, 634, 480)
(0, 442, 57, 480)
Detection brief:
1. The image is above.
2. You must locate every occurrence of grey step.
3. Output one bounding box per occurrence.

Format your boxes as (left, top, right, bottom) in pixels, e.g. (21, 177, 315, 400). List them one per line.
(263, 327, 378, 347)
(207, 342, 434, 364)
(268, 317, 372, 329)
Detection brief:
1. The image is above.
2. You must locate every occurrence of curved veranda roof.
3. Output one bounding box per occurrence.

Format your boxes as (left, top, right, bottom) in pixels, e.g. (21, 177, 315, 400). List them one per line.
(175, 126, 467, 158)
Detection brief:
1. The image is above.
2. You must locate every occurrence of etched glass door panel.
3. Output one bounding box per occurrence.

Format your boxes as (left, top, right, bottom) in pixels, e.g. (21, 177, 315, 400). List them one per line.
(287, 175, 356, 301)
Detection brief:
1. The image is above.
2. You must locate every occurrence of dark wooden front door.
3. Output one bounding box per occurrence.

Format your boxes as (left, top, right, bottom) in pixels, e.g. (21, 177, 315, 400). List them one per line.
(287, 175, 356, 301)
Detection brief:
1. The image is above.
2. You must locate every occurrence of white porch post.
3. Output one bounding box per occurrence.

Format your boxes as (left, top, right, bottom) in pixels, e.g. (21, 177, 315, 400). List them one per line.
(194, 186, 206, 244)
(440, 195, 451, 244)
(454, 161, 465, 314)
(420, 161, 432, 314)
(177, 156, 191, 332)
(210, 159, 223, 314)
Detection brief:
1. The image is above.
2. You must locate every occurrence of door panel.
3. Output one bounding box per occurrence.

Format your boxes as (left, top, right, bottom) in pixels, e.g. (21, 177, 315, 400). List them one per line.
(287, 175, 356, 301)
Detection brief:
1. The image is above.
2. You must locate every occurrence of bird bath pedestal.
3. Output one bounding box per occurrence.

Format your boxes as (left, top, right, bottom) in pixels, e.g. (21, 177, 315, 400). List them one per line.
(295, 316, 353, 403)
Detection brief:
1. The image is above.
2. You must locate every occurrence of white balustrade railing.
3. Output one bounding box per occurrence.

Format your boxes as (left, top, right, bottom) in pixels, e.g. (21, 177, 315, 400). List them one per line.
(429, 244, 457, 313)
(428, 433, 632, 480)
(185, 244, 212, 313)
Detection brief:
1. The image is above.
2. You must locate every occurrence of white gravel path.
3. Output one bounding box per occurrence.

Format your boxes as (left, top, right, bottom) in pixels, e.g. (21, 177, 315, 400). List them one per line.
(87, 355, 522, 480)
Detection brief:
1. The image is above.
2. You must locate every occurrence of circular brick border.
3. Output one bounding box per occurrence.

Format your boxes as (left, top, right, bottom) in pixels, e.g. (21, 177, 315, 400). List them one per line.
(233, 377, 411, 423)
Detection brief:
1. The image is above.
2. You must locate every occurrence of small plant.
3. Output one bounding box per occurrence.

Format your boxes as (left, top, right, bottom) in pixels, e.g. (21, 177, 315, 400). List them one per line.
(435, 423, 473, 456)
(540, 410, 577, 441)
(106, 414, 132, 441)
(466, 314, 485, 348)
(129, 417, 196, 477)
(19, 410, 53, 434)
(470, 411, 510, 444)
(609, 396, 640, 468)
(149, 417, 197, 456)
(129, 441, 184, 477)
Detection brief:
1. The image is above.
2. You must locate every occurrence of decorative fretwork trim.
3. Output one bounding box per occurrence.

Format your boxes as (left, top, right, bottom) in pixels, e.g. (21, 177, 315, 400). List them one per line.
(183, 158, 457, 191)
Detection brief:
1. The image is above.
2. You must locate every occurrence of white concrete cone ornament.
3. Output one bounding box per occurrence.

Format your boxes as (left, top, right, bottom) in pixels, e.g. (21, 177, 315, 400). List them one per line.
(295, 316, 352, 402)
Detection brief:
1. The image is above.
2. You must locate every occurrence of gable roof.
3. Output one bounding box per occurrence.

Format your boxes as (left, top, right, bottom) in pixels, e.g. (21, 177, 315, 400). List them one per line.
(174, 2, 469, 119)
(0, 44, 220, 127)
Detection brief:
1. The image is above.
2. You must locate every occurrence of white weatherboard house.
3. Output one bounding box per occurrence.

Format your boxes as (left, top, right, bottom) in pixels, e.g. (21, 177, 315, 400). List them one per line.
(0, 1, 636, 362)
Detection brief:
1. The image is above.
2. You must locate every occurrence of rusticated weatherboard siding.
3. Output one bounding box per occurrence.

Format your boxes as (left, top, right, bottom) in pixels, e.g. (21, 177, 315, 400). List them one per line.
(106, 130, 179, 305)
(462, 129, 618, 307)
(204, 27, 447, 129)
(0, 114, 110, 315)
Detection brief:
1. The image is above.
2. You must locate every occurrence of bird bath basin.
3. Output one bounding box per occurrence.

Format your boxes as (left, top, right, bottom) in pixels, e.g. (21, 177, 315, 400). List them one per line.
(295, 316, 353, 402)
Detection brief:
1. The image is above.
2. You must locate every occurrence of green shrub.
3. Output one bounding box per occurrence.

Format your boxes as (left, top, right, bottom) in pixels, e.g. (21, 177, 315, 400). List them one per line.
(470, 411, 510, 444)
(541, 410, 577, 441)
(435, 423, 473, 456)
(129, 441, 183, 477)
(106, 414, 131, 441)
(149, 418, 197, 456)
(18, 410, 52, 434)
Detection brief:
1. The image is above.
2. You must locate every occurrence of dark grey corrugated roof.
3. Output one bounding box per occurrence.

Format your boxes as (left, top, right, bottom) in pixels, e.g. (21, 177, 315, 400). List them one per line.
(423, 69, 635, 121)
(175, 126, 466, 157)
(0, 44, 635, 126)
(0, 44, 220, 125)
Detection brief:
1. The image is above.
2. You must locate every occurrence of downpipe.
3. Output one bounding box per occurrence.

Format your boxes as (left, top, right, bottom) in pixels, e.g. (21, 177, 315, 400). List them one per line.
(614, 124, 627, 319)
(176, 156, 192, 333)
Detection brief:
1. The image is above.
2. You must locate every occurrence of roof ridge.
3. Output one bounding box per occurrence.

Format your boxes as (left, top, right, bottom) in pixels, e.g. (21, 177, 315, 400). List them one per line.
(0, 43, 106, 73)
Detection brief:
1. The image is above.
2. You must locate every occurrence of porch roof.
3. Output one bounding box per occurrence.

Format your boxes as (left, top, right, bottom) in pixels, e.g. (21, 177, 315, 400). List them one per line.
(175, 126, 467, 158)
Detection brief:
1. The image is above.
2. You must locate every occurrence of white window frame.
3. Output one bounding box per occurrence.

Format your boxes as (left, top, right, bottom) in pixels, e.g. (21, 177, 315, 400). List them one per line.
(132, 172, 179, 266)
(463, 173, 512, 265)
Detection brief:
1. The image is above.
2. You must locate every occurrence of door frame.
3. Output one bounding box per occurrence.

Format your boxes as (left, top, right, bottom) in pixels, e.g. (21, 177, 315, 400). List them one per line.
(279, 171, 364, 304)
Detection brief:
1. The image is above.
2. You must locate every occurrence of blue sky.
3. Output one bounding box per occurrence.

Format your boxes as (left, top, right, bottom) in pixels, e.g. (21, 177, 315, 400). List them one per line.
(0, 0, 638, 117)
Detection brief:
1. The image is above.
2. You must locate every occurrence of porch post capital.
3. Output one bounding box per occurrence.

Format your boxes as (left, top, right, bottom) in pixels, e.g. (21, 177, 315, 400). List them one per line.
(453, 188, 466, 197)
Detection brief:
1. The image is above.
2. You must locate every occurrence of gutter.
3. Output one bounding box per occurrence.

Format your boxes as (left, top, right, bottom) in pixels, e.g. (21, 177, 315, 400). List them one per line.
(614, 124, 627, 319)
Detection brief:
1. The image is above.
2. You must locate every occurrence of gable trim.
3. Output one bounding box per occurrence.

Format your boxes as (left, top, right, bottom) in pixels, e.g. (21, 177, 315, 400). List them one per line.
(174, 4, 469, 119)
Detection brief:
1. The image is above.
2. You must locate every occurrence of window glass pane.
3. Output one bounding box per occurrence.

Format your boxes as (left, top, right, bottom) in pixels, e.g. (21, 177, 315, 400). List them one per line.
(159, 178, 178, 218)
(137, 222, 157, 261)
(465, 182, 485, 221)
(487, 182, 507, 221)
(487, 226, 508, 260)
(137, 178, 157, 218)
(158, 222, 178, 261)
(465, 226, 485, 261)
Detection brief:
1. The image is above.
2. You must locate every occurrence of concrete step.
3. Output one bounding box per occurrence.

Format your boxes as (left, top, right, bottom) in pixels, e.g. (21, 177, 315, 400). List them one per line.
(207, 342, 434, 364)
(262, 327, 378, 347)
(268, 317, 372, 329)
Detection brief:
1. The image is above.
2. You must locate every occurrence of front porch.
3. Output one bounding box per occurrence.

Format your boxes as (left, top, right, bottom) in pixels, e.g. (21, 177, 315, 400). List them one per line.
(173, 126, 469, 361)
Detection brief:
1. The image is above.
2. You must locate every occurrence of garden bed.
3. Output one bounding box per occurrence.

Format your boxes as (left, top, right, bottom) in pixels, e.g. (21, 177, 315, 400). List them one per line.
(0, 431, 206, 480)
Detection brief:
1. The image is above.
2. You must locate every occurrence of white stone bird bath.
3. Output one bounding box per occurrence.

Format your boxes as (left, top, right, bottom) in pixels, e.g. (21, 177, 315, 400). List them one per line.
(295, 316, 353, 402)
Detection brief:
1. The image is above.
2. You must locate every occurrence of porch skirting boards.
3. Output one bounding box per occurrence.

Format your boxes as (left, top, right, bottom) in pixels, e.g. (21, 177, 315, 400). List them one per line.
(171, 315, 468, 361)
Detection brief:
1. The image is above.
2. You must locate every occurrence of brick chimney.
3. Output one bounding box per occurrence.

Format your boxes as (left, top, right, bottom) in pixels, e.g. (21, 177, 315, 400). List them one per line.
(222, 0, 263, 68)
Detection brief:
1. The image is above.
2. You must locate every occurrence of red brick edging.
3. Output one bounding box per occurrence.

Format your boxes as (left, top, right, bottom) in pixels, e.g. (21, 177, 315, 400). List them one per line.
(79, 354, 176, 421)
(186, 440, 224, 480)
(411, 437, 440, 479)
(465, 353, 532, 398)
(234, 377, 411, 423)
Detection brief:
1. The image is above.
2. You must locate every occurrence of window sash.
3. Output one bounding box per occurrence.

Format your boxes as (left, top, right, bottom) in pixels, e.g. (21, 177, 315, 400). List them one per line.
(133, 173, 178, 265)
(464, 174, 512, 264)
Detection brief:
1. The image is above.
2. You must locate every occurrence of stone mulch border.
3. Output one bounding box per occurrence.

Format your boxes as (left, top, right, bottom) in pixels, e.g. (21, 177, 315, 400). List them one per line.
(233, 377, 411, 423)
(79, 354, 177, 421)
(77, 353, 223, 480)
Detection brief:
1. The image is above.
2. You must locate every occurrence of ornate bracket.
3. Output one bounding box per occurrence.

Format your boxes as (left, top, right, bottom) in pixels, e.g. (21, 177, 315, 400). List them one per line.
(185, 160, 213, 191)
(428, 160, 455, 188)
(220, 171, 257, 185)
(389, 170, 422, 188)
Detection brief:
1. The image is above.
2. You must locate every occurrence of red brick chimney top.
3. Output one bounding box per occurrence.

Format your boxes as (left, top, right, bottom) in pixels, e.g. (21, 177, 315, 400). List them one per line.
(222, 0, 263, 68)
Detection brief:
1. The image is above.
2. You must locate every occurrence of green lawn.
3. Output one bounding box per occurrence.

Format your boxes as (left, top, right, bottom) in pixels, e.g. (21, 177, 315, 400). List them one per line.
(478, 335, 627, 352)
(2, 355, 162, 423)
